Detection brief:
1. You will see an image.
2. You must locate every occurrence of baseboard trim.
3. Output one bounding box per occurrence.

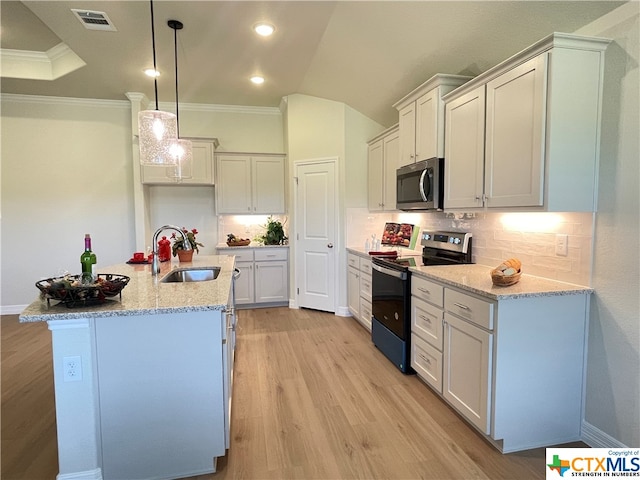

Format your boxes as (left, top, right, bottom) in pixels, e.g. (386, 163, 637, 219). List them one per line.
(57, 467, 102, 480)
(581, 421, 628, 448)
(1, 304, 28, 315)
(335, 306, 351, 317)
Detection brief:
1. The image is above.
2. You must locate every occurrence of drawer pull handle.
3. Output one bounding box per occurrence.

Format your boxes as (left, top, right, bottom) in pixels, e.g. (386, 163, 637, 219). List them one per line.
(266, 254, 276, 257)
(419, 314, 431, 324)
(419, 354, 431, 365)
(453, 302, 470, 310)
(418, 287, 430, 294)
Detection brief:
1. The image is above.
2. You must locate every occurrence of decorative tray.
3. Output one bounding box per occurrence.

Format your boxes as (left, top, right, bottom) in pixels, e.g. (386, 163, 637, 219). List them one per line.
(35, 274, 130, 308)
(226, 240, 251, 247)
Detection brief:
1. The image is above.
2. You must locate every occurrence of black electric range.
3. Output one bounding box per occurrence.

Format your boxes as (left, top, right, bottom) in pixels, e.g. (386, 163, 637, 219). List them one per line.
(371, 231, 473, 373)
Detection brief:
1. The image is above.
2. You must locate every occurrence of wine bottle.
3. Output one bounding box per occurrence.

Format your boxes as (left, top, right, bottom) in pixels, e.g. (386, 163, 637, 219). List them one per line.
(80, 234, 97, 282)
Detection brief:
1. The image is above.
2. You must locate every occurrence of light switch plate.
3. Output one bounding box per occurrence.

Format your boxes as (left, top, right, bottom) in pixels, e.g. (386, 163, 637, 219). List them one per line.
(555, 234, 568, 256)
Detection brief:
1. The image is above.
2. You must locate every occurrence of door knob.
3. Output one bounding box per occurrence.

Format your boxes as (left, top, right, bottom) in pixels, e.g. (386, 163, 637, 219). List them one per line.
(327, 243, 333, 248)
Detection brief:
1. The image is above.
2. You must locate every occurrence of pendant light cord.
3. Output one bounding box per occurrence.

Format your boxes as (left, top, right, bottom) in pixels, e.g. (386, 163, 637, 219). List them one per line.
(173, 24, 180, 138)
(150, 0, 159, 110)
(168, 19, 184, 138)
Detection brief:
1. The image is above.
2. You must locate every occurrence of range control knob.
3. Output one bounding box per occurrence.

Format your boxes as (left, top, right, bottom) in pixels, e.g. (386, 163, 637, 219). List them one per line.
(453, 237, 461, 245)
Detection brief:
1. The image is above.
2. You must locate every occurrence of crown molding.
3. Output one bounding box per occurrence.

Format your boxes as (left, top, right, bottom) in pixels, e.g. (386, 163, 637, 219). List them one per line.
(157, 101, 282, 116)
(0, 43, 85, 80)
(0, 93, 129, 108)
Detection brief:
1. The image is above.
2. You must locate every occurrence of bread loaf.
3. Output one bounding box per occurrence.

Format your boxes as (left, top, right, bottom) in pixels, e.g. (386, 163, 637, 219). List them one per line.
(499, 258, 521, 272)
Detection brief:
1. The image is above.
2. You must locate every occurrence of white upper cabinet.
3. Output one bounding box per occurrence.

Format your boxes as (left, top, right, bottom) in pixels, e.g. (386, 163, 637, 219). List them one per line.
(485, 54, 547, 208)
(367, 125, 399, 212)
(216, 153, 285, 214)
(394, 74, 472, 167)
(443, 33, 610, 211)
(444, 85, 486, 209)
(141, 138, 218, 185)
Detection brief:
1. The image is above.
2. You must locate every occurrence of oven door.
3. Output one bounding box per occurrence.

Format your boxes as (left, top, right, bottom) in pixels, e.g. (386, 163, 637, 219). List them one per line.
(371, 262, 408, 340)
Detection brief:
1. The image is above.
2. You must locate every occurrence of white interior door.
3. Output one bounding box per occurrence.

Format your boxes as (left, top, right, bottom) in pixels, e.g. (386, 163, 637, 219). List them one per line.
(295, 159, 336, 313)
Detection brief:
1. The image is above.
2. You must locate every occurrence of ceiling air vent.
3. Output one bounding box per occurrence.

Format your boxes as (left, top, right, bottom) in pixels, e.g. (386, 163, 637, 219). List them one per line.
(71, 9, 117, 31)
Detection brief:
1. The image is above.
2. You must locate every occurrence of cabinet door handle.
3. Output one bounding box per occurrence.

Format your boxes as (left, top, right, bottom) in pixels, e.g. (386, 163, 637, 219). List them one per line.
(419, 353, 431, 365)
(327, 243, 333, 248)
(453, 302, 470, 310)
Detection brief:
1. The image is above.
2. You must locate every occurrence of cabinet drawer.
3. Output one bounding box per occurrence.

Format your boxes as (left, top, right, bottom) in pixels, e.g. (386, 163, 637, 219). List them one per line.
(411, 296, 443, 350)
(411, 276, 444, 307)
(359, 297, 372, 331)
(347, 253, 360, 269)
(411, 334, 442, 393)
(254, 248, 288, 261)
(359, 257, 372, 275)
(218, 248, 254, 262)
(445, 289, 494, 330)
(360, 272, 372, 300)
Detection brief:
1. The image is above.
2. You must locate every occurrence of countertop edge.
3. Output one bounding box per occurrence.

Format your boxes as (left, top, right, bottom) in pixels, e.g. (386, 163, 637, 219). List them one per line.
(409, 265, 594, 300)
(19, 255, 234, 323)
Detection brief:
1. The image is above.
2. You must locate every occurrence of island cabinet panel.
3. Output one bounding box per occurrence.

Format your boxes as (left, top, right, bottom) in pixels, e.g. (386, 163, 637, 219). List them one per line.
(95, 311, 225, 480)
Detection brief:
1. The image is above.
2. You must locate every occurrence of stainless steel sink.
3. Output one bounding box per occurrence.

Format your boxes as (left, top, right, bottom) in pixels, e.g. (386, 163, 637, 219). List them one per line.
(160, 267, 221, 283)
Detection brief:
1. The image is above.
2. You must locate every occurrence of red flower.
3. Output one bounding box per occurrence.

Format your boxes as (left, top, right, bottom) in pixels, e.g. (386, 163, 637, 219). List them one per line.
(191, 228, 198, 235)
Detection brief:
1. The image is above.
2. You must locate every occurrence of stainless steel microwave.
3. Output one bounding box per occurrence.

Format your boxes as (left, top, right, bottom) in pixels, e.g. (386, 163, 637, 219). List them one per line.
(396, 157, 444, 211)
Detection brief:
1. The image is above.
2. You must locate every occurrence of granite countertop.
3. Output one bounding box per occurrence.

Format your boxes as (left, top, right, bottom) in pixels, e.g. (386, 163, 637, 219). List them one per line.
(410, 264, 593, 300)
(216, 242, 289, 249)
(19, 255, 236, 323)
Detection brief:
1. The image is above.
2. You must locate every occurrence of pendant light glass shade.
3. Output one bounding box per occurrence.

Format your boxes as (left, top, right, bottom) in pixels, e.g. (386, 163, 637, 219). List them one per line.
(138, 110, 178, 165)
(165, 18, 192, 180)
(138, 0, 177, 166)
(166, 138, 193, 181)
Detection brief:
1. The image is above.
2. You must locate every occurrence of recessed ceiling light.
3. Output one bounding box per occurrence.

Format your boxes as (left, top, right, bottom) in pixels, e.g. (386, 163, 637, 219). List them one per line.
(250, 75, 265, 85)
(253, 23, 275, 37)
(144, 68, 160, 77)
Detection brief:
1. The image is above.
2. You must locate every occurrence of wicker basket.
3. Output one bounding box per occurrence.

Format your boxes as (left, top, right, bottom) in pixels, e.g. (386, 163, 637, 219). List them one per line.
(490, 268, 522, 287)
(226, 239, 251, 247)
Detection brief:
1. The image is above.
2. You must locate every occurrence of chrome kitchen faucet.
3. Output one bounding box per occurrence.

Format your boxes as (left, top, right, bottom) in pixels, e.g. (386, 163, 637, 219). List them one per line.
(151, 225, 192, 276)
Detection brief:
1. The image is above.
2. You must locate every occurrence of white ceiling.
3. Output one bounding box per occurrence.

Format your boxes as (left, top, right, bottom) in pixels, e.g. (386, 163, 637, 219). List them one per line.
(0, 0, 627, 126)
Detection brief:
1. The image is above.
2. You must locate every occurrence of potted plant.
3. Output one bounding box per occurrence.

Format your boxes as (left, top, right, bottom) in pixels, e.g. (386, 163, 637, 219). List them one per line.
(171, 228, 204, 262)
(258, 217, 288, 245)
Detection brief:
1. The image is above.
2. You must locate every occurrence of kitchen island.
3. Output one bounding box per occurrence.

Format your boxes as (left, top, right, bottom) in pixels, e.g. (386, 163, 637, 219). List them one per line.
(19, 255, 237, 480)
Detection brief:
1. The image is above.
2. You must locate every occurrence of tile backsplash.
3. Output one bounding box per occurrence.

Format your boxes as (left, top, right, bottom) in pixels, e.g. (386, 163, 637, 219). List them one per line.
(346, 208, 593, 286)
(217, 214, 289, 245)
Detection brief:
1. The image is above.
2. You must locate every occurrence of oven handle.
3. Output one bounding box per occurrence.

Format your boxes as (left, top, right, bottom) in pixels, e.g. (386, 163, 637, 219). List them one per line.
(372, 262, 407, 280)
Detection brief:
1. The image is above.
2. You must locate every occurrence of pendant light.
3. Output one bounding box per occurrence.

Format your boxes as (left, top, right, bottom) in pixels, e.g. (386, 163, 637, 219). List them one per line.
(166, 19, 193, 181)
(138, 0, 177, 166)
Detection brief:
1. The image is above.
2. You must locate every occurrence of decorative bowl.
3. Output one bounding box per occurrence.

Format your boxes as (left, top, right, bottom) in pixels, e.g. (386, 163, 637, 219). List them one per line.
(36, 273, 130, 308)
(226, 239, 251, 247)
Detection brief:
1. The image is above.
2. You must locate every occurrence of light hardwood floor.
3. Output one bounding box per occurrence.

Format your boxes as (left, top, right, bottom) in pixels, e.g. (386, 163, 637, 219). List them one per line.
(2, 308, 584, 479)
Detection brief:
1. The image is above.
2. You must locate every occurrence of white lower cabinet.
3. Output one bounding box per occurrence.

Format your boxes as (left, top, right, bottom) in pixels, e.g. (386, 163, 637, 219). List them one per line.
(410, 271, 589, 452)
(443, 311, 493, 435)
(217, 247, 289, 307)
(411, 276, 445, 393)
(346, 251, 372, 331)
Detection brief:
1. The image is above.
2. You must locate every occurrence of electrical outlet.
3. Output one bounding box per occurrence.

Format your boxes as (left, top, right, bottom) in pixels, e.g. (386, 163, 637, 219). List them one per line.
(555, 234, 568, 256)
(63, 355, 83, 382)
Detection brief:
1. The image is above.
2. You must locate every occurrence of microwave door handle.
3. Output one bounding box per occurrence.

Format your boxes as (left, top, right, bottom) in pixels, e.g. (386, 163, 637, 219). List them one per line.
(419, 169, 428, 201)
